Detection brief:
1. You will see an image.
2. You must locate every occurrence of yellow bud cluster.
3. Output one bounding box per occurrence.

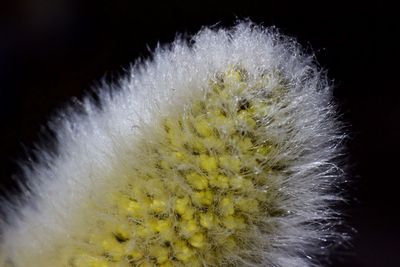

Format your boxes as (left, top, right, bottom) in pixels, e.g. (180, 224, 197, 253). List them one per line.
(66, 68, 283, 266)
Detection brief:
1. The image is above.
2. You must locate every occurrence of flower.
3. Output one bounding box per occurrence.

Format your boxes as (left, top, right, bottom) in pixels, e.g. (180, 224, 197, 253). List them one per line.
(0, 21, 346, 267)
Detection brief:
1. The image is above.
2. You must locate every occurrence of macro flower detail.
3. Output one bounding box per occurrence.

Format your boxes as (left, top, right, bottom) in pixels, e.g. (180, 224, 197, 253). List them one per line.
(0, 22, 345, 267)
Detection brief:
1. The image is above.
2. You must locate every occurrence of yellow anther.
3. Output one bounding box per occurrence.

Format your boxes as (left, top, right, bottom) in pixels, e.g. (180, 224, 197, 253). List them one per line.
(199, 154, 218, 172)
(238, 137, 253, 151)
(168, 129, 184, 148)
(192, 190, 213, 206)
(180, 219, 199, 237)
(219, 155, 241, 173)
(216, 174, 229, 189)
(223, 216, 236, 229)
(199, 212, 215, 229)
(216, 88, 230, 99)
(114, 223, 130, 240)
(208, 108, 224, 117)
(209, 174, 229, 189)
(191, 137, 206, 153)
(211, 82, 224, 93)
(174, 197, 190, 215)
(159, 261, 174, 267)
(100, 237, 117, 251)
(155, 219, 174, 241)
(211, 89, 223, 102)
(194, 118, 213, 137)
(236, 198, 259, 213)
(186, 256, 203, 267)
(256, 144, 273, 156)
(136, 225, 152, 238)
(222, 215, 246, 230)
(138, 261, 153, 267)
(101, 237, 124, 261)
(146, 177, 165, 191)
(229, 176, 245, 190)
(150, 199, 167, 213)
(128, 249, 144, 261)
(223, 69, 244, 90)
(238, 110, 257, 129)
(229, 177, 254, 192)
(173, 151, 186, 161)
(203, 136, 225, 152)
(189, 232, 206, 248)
(174, 240, 194, 263)
(155, 219, 171, 232)
(212, 115, 235, 135)
(186, 172, 208, 190)
(150, 245, 169, 264)
(117, 196, 143, 218)
(181, 207, 195, 220)
(219, 197, 235, 216)
(242, 179, 255, 191)
(129, 201, 146, 218)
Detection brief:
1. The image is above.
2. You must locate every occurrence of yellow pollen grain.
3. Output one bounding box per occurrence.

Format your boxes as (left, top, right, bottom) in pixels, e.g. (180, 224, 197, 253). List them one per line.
(101, 237, 124, 261)
(219, 155, 241, 173)
(150, 245, 170, 264)
(199, 212, 215, 229)
(194, 118, 213, 137)
(185, 172, 209, 190)
(219, 196, 235, 216)
(174, 240, 194, 263)
(150, 199, 167, 213)
(189, 232, 206, 248)
(199, 154, 218, 172)
(174, 197, 190, 215)
(128, 249, 144, 261)
(192, 190, 213, 206)
(209, 174, 229, 189)
(180, 219, 199, 237)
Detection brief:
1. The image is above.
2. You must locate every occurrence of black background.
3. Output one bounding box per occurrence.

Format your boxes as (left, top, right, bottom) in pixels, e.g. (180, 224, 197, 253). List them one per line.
(0, 1, 396, 266)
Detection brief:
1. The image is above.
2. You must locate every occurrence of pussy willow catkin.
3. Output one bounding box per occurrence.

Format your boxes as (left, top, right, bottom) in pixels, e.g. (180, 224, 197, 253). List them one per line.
(0, 22, 346, 267)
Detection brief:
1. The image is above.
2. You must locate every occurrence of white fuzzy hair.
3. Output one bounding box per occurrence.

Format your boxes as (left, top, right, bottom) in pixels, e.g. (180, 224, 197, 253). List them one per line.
(0, 21, 346, 266)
